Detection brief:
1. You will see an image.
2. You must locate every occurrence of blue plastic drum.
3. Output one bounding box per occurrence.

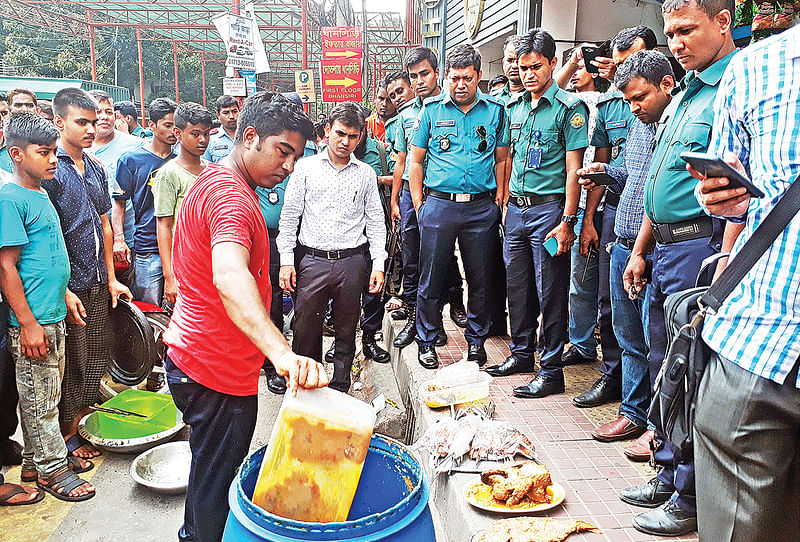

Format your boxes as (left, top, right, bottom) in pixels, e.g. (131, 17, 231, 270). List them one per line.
(222, 434, 436, 542)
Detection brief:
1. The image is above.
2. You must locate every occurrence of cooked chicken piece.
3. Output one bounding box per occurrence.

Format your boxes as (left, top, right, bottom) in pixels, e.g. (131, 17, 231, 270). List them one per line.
(480, 463, 553, 506)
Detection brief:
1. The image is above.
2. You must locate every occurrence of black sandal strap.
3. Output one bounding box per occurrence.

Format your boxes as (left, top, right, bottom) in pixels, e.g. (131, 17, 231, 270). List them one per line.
(0, 485, 25, 502)
(47, 469, 87, 496)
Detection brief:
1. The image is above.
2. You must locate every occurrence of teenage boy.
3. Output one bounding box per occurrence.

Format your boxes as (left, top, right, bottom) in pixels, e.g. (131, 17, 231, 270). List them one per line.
(0, 112, 95, 502)
(88, 90, 144, 277)
(163, 93, 326, 542)
(203, 95, 239, 163)
(152, 102, 211, 305)
(114, 100, 146, 137)
(114, 98, 178, 306)
(44, 88, 131, 460)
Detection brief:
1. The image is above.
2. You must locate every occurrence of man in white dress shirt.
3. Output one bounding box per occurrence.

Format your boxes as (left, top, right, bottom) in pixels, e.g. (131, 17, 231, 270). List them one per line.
(278, 102, 387, 393)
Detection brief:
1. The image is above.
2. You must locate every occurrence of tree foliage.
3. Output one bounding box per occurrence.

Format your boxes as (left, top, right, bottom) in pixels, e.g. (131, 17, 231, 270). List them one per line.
(0, 15, 225, 109)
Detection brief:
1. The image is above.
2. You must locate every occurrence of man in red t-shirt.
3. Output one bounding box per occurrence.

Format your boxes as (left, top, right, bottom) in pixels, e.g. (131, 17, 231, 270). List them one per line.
(163, 93, 326, 542)
(365, 82, 396, 143)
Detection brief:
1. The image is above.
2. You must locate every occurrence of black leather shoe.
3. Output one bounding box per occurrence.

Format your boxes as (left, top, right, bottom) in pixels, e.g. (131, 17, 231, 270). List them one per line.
(633, 500, 697, 536)
(434, 326, 448, 347)
(393, 309, 416, 348)
(513, 374, 565, 398)
(324, 341, 336, 363)
(390, 306, 408, 320)
(363, 335, 390, 363)
(267, 373, 287, 395)
(620, 476, 673, 508)
(561, 345, 597, 366)
(466, 344, 487, 366)
(418, 344, 438, 369)
(486, 356, 534, 377)
(449, 301, 468, 328)
(572, 377, 621, 408)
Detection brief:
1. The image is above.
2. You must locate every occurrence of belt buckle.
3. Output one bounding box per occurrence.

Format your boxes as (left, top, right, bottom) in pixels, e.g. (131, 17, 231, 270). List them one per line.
(523, 196, 533, 206)
(455, 193, 471, 203)
(326, 250, 339, 259)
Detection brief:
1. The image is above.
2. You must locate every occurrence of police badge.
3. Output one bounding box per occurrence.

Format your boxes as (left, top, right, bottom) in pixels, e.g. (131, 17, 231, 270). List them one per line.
(268, 191, 279, 204)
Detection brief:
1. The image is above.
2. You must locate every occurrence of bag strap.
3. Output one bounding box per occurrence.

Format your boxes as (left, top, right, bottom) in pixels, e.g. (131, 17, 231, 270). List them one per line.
(378, 142, 388, 176)
(701, 176, 800, 312)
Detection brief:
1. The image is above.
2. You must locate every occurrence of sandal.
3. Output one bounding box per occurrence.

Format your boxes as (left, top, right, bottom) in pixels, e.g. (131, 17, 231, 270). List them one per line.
(37, 469, 95, 502)
(65, 434, 101, 459)
(0, 483, 44, 506)
(22, 456, 94, 483)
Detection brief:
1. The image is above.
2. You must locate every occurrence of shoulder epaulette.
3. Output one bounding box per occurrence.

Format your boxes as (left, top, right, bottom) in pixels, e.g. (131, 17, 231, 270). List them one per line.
(423, 94, 444, 105)
(596, 90, 624, 105)
(554, 87, 583, 109)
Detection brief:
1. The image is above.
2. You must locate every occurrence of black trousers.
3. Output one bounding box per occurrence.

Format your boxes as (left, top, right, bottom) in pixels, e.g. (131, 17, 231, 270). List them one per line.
(597, 204, 622, 383)
(0, 301, 18, 445)
(166, 355, 257, 542)
(292, 248, 369, 392)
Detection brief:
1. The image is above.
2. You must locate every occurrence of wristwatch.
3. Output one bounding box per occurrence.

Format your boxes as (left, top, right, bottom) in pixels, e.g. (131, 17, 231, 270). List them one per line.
(562, 215, 578, 227)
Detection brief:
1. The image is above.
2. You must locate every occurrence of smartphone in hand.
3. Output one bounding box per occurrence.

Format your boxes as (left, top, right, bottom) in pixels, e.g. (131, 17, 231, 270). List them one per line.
(581, 171, 617, 186)
(680, 151, 765, 198)
(581, 41, 611, 74)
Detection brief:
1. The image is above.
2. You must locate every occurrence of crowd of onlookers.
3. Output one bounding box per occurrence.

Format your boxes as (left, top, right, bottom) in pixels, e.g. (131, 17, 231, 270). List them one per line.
(1, 0, 799, 540)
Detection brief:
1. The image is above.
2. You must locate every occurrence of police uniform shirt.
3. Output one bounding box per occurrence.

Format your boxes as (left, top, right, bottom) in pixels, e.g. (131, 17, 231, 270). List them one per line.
(203, 129, 236, 164)
(592, 91, 635, 168)
(410, 90, 508, 194)
(504, 82, 590, 197)
(644, 50, 738, 225)
(496, 83, 521, 107)
(393, 97, 427, 182)
(256, 140, 317, 229)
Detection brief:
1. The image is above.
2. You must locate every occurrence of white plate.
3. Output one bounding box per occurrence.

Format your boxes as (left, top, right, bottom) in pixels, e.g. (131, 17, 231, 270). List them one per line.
(463, 479, 566, 514)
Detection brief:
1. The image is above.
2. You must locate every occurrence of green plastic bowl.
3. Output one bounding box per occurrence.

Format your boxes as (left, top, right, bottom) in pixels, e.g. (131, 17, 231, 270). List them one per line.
(96, 389, 177, 439)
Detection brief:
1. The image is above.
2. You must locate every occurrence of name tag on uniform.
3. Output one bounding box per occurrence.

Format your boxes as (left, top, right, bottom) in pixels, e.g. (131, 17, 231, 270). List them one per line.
(510, 122, 522, 129)
(527, 148, 542, 169)
(434, 120, 456, 127)
(605, 120, 627, 130)
(403, 120, 414, 128)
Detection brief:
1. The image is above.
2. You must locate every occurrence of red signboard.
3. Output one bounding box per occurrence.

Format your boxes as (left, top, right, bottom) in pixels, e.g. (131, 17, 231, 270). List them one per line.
(320, 59, 363, 102)
(321, 26, 363, 60)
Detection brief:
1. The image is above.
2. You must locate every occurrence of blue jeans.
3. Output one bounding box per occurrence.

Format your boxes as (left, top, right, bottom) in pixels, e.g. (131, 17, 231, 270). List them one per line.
(416, 196, 500, 346)
(609, 241, 650, 427)
(133, 252, 164, 306)
(568, 209, 599, 358)
(503, 201, 569, 378)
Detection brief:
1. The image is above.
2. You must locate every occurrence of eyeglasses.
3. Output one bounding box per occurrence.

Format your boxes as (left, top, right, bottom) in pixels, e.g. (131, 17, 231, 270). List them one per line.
(477, 125, 487, 152)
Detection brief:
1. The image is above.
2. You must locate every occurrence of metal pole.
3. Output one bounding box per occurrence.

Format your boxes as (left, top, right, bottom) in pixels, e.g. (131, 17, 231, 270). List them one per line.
(301, 0, 309, 114)
(362, 0, 368, 98)
(136, 28, 146, 128)
(201, 52, 207, 108)
(88, 10, 97, 82)
(173, 41, 179, 102)
(232, 0, 240, 16)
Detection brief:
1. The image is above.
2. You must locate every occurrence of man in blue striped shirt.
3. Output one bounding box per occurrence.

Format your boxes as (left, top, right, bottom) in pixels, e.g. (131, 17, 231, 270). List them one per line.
(692, 25, 800, 539)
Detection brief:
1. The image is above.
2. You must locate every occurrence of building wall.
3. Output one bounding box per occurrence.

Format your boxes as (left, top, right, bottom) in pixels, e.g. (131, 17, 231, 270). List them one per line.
(442, 0, 667, 81)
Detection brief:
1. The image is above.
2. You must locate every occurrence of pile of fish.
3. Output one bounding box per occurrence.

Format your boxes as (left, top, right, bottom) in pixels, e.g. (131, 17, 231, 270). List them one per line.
(414, 415, 536, 473)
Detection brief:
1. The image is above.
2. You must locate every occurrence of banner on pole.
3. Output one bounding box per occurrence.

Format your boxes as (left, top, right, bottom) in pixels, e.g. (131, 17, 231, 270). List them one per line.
(225, 14, 256, 70)
(320, 27, 363, 60)
(320, 59, 363, 102)
(223, 77, 247, 97)
(295, 70, 316, 103)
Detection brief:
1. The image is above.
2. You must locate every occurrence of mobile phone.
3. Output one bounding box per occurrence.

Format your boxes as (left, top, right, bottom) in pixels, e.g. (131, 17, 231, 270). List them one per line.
(680, 151, 765, 198)
(544, 236, 559, 257)
(581, 171, 617, 186)
(581, 41, 611, 74)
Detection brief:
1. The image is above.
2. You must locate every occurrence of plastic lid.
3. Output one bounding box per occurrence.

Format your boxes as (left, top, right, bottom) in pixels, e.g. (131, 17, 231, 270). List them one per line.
(280, 388, 376, 433)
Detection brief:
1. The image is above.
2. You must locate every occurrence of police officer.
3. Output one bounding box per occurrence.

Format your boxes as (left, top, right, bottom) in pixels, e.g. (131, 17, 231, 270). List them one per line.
(203, 95, 239, 163)
(489, 29, 588, 397)
(408, 43, 507, 369)
(570, 27, 656, 411)
(620, 0, 737, 535)
(389, 46, 467, 351)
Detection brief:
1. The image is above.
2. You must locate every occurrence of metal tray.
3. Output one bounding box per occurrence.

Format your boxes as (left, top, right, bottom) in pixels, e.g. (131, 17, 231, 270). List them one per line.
(78, 409, 186, 454)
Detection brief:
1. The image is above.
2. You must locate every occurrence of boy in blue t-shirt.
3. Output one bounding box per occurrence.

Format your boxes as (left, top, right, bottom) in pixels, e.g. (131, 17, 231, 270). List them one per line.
(0, 113, 95, 502)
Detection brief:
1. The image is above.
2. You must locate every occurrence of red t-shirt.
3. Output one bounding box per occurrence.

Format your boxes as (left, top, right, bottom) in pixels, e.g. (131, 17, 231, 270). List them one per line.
(163, 164, 270, 396)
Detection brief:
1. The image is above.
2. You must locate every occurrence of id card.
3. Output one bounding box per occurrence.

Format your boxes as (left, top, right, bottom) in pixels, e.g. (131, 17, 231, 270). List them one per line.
(526, 147, 543, 169)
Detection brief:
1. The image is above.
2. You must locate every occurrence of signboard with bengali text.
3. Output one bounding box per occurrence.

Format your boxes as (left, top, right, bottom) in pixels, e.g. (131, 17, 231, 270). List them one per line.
(320, 59, 363, 102)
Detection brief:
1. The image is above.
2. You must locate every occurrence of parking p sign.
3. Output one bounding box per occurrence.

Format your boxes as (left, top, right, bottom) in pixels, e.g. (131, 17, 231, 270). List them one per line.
(295, 70, 316, 103)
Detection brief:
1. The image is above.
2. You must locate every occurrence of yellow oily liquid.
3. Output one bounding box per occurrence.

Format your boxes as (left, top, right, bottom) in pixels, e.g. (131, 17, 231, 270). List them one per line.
(252, 410, 372, 523)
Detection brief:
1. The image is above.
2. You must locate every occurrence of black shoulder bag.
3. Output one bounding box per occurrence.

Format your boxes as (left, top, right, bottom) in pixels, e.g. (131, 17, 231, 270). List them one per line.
(649, 176, 800, 455)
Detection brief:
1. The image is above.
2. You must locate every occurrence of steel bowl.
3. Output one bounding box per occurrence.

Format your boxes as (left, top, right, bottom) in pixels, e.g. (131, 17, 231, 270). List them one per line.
(78, 409, 186, 454)
(129, 441, 191, 494)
